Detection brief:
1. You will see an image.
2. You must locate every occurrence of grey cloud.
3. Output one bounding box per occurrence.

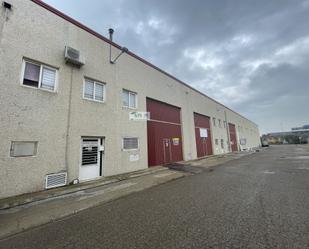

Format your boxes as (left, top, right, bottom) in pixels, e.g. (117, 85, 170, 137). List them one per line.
(45, 0, 309, 133)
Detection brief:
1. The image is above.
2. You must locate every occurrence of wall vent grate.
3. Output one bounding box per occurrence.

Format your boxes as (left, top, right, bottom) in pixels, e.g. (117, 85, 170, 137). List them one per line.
(45, 172, 67, 189)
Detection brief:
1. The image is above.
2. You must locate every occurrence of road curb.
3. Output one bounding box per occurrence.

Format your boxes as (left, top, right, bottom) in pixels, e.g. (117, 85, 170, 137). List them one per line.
(0, 166, 167, 210)
(0, 168, 186, 241)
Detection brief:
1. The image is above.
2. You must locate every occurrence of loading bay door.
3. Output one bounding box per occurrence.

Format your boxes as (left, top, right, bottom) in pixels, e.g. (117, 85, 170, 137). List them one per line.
(194, 113, 213, 157)
(147, 98, 183, 166)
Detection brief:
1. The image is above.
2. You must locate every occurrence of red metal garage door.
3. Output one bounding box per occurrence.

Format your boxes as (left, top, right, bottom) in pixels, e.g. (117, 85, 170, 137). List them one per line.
(229, 123, 238, 152)
(194, 113, 213, 157)
(147, 98, 183, 166)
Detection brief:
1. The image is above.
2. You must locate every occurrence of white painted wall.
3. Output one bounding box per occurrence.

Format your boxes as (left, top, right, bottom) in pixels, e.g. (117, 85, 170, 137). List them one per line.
(0, 0, 260, 198)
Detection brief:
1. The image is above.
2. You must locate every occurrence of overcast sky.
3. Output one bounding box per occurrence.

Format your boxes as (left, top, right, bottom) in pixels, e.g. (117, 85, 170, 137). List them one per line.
(45, 0, 309, 134)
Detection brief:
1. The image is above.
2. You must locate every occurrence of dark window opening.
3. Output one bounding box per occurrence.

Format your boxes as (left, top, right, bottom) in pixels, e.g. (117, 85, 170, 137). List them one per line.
(23, 62, 40, 88)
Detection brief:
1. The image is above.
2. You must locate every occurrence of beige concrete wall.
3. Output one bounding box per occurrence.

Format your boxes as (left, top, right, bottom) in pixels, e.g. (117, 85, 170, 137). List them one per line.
(0, 0, 260, 198)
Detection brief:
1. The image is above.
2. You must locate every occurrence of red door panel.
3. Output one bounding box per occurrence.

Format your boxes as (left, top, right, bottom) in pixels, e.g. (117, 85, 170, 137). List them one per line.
(194, 113, 213, 157)
(229, 123, 238, 152)
(147, 98, 183, 166)
(162, 138, 172, 164)
(146, 98, 181, 124)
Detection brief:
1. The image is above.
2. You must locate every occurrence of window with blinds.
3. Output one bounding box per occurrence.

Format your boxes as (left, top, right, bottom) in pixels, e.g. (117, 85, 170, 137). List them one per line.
(123, 137, 139, 150)
(22, 60, 57, 91)
(83, 78, 105, 102)
(213, 117, 216, 126)
(41, 67, 56, 90)
(122, 89, 137, 108)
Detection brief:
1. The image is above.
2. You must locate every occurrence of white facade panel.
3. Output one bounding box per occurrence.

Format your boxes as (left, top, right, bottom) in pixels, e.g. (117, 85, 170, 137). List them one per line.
(0, 0, 260, 198)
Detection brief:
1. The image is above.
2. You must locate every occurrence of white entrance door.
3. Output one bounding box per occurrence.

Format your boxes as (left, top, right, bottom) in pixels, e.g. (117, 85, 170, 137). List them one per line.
(79, 138, 101, 181)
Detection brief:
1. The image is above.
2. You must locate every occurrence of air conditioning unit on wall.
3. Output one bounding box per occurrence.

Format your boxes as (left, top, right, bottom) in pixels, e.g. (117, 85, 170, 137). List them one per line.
(64, 46, 85, 66)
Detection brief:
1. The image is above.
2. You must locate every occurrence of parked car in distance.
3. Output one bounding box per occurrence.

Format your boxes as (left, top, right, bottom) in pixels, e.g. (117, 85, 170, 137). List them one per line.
(261, 140, 269, 147)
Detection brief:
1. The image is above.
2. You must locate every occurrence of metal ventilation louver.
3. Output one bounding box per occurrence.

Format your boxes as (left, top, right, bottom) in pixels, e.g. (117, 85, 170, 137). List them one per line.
(45, 172, 67, 189)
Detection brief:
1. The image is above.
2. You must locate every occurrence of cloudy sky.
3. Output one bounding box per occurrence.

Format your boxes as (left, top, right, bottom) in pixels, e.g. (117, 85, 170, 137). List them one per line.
(45, 0, 309, 134)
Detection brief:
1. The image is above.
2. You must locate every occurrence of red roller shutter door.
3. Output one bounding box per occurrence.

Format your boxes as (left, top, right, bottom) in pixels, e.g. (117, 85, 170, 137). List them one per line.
(147, 98, 183, 166)
(194, 113, 213, 157)
(229, 123, 238, 152)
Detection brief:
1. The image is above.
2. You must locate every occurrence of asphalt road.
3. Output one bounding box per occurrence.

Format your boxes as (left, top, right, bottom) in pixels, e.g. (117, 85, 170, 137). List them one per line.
(1, 145, 309, 249)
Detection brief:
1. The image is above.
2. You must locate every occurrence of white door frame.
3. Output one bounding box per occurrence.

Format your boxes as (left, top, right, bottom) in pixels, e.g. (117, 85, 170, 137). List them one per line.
(79, 137, 103, 181)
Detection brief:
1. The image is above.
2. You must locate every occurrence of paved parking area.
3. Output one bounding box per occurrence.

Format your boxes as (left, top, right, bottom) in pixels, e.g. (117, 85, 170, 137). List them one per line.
(1, 145, 308, 248)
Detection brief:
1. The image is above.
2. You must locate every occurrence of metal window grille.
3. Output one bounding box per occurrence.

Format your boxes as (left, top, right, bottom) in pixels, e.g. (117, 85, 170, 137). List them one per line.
(81, 139, 99, 166)
(123, 137, 138, 150)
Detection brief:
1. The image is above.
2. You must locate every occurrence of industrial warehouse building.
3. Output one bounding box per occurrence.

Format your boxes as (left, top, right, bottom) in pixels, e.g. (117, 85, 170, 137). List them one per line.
(0, 0, 261, 199)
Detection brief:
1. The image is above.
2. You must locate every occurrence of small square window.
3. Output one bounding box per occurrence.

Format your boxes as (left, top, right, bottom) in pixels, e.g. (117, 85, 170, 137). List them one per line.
(83, 78, 105, 102)
(213, 117, 216, 126)
(122, 89, 137, 109)
(215, 139, 219, 145)
(123, 137, 139, 150)
(10, 141, 38, 157)
(22, 60, 57, 91)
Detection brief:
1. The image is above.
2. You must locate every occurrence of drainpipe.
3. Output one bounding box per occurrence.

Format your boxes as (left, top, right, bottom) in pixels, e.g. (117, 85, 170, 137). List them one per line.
(65, 67, 74, 179)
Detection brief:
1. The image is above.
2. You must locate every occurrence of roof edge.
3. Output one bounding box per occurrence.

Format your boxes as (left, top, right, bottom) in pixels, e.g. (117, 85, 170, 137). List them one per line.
(31, 0, 258, 127)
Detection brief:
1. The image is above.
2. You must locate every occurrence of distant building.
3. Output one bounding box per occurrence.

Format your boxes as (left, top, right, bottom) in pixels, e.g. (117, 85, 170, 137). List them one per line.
(262, 128, 309, 145)
(291, 124, 309, 131)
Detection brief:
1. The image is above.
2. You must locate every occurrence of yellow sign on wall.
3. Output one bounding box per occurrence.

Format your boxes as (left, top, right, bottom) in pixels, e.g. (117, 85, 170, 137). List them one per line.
(172, 137, 180, 146)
